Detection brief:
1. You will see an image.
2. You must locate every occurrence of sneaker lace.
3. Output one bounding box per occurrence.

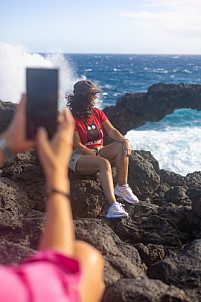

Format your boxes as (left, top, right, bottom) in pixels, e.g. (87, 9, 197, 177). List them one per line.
(123, 185, 133, 193)
(122, 184, 129, 188)
(116, 202, 126, 211)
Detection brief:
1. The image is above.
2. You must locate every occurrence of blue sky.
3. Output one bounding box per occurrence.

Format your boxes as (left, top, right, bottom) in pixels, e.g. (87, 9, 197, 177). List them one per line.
(1, 0, 201, 54)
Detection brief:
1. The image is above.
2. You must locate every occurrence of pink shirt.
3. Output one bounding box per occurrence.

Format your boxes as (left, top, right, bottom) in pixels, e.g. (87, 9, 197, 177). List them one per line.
(0, 250, 81, 302)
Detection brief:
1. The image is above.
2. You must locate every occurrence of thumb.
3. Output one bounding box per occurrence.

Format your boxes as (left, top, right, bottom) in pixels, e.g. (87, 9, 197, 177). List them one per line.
(36, 127, 48, 146)
(36, 128, 54, 166)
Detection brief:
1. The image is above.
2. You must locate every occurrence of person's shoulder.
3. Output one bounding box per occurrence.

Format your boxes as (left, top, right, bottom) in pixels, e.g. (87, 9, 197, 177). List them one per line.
(93, 107, 104, 116)
(93, 107, 102, 113)
(93, 107, 107, 121)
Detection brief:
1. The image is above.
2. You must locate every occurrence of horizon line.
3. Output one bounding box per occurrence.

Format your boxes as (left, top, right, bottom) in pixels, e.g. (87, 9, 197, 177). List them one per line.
(37, 51, 201, 56)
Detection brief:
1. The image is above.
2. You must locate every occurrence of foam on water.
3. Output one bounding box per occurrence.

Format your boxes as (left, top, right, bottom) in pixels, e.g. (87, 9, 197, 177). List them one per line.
(0, 42, 79, 108)
(126, 109, 201, 176)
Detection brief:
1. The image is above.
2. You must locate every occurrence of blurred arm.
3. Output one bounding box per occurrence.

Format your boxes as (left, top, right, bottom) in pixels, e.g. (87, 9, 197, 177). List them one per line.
(36, 109, 75, 254)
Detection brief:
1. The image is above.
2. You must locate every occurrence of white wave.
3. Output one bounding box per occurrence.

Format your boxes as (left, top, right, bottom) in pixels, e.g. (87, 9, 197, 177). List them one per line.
(126, 126, 201, 176)
(184, 69, 192, 73)
(104, 84, 114, 89)
(154, 68, 169, 74)
(194, 66, 201, 70)
(0, 42, 80, 109)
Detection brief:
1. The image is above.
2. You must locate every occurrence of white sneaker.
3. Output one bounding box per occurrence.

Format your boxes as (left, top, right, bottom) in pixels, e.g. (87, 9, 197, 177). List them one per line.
(106, 202, 128, 218)
(114, 184, 139, 204)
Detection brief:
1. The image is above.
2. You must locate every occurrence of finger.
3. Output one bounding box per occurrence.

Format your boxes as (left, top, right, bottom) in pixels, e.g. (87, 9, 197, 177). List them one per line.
(63, 108, 74, 126)
(57, 108, 74, 134)
(57, 112, 64, 125)
(37, 128, 49, 149)
(36, 128, 55, 165)
(11, 93, 26, 123)
(17, 93, 26, 114)
(56, 109, 68, 131)
(20, 93, 26, 107)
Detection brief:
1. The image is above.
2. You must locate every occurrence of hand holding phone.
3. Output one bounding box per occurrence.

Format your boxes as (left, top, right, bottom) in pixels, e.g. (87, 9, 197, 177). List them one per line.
(26, 68, 58, 140)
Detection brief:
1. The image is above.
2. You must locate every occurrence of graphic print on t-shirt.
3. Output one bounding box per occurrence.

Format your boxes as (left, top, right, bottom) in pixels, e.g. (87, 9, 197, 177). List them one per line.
(84, 120, 103, 143)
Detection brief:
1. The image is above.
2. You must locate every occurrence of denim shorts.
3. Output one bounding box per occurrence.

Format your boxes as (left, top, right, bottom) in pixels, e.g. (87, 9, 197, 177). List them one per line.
(69, 146, 103, 172)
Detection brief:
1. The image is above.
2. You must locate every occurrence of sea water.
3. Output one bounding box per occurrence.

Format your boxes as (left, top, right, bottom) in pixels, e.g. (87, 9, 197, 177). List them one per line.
(1, 42, 201, 176)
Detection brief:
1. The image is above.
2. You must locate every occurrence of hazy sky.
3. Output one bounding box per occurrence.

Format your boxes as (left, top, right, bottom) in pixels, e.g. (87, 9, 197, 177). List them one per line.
(1, 0, 201, 54)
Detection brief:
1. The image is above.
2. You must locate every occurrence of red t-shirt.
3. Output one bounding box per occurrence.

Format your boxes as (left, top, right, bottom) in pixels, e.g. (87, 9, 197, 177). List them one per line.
(74, 108, 108, 148)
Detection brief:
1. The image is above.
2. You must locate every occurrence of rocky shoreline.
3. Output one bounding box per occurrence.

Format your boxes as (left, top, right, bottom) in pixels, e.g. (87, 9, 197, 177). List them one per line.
(1, 83, 201, 301)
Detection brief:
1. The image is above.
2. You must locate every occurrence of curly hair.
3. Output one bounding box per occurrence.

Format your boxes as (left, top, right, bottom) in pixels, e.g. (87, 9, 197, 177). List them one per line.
(66, 93, 94, 119)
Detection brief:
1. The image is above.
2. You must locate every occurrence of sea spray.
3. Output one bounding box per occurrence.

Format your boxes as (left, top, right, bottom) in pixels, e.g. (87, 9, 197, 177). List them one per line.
(0, 42, 79, 108)
(0, 42, 105, 109)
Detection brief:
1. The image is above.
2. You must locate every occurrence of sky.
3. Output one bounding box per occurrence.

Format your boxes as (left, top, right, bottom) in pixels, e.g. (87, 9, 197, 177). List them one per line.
(1, 0, 201, 54)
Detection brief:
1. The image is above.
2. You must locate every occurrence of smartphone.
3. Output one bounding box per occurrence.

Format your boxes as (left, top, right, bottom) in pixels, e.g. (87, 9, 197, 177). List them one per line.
(26, 68, 58, 140)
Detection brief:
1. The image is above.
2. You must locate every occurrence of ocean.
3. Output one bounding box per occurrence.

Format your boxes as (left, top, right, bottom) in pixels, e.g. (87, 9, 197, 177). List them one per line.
(1, 42, 201, 176)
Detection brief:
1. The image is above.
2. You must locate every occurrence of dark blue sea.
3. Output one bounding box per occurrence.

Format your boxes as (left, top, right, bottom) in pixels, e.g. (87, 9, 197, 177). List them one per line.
(64, 54, 201, 106)
(1, 42, 201, 175)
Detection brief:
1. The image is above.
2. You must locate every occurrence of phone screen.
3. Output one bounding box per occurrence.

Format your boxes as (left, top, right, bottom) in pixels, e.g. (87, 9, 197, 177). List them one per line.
(26, 68, 58, 140)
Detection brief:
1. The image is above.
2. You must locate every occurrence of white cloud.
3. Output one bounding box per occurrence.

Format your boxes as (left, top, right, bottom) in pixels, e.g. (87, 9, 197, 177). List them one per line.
(120, 0, 201, 39)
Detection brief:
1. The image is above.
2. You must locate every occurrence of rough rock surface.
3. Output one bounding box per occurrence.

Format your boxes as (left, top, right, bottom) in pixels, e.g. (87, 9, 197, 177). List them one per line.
(1, 83, 201, 301)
